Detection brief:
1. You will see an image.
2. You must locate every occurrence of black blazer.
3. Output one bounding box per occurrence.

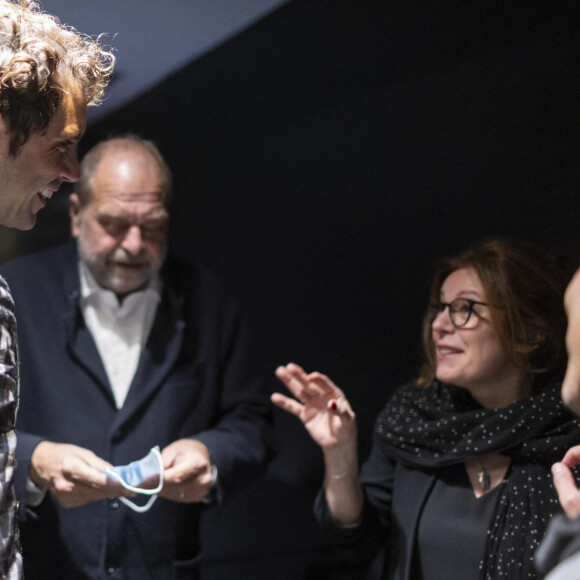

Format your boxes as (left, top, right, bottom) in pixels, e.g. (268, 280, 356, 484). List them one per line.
(1, 241, 273, 580)
(315, 439, 438, 580)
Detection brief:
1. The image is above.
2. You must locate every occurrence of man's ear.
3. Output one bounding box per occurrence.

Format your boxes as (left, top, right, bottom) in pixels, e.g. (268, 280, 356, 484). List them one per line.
(69, 193, 81, 238)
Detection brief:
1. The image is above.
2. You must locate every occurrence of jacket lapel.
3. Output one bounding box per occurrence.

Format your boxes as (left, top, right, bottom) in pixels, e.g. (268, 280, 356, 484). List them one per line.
(60, 243, 187, 426)
(111, 283, 186, 429)
(61, 248, 114, 404)
(396, 464, 437, 579)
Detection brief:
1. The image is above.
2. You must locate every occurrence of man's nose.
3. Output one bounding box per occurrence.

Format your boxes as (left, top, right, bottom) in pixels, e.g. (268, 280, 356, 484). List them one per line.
(121, 226, 144, 254)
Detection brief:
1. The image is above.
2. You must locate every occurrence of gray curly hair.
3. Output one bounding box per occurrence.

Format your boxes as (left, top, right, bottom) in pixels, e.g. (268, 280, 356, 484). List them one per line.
(0, 0, 115, 156)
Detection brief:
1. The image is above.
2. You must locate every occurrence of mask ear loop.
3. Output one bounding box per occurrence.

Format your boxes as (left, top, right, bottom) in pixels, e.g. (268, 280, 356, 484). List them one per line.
(106, 447, 164, 513)
(119, 494, 158, 513)
(105, 446, 164, 495)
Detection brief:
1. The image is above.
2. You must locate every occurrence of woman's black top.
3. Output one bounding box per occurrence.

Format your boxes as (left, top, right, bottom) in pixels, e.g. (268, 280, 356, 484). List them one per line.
(414, 463, 501, 579)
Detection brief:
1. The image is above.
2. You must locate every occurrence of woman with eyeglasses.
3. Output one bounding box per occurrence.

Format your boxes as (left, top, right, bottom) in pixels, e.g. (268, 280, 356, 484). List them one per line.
(272, 238, 580, 580)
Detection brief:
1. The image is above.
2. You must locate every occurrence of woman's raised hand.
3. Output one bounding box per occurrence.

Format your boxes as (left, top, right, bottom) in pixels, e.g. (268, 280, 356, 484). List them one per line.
(273, 363, 363, 524)
(272, 363, 357, 450)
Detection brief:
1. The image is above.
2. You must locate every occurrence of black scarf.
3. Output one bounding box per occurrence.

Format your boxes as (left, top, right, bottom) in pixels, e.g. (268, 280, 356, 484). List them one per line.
(375, 380, 580, 579)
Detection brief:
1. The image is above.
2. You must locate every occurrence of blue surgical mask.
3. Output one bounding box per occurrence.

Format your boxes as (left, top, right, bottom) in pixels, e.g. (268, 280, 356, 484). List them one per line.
(105, 446, 164, 513)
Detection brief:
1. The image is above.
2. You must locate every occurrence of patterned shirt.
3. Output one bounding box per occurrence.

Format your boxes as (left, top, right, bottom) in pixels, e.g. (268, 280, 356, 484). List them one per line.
(0, 276, 22, 579)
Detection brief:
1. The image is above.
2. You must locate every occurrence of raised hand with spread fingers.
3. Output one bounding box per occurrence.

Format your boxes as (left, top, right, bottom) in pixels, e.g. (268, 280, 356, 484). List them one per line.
(272, 363, 363, 525)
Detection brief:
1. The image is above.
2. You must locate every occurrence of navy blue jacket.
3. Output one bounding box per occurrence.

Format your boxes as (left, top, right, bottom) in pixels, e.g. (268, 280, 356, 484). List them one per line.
(1, 241, 273, 580)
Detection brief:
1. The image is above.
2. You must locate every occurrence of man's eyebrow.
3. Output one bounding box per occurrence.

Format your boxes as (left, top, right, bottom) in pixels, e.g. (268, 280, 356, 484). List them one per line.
(143, 209, 170, 220)
(96, 211, 126, 221)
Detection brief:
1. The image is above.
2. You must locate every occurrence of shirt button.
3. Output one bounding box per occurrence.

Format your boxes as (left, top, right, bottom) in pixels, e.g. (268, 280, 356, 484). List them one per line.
(107, 568, 117, 576)
(110, 500, 119, 510)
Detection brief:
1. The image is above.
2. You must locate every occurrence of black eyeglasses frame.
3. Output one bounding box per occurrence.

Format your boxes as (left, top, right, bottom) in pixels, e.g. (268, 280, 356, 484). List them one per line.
(430, 298, 488, 328)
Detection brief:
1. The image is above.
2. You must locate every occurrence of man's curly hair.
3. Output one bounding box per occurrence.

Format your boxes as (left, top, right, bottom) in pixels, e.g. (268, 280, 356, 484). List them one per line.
(0, 0, 115, 156)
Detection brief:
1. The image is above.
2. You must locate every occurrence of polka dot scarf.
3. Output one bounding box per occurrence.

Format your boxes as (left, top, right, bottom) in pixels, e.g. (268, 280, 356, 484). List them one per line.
(375, 380, 580, 579)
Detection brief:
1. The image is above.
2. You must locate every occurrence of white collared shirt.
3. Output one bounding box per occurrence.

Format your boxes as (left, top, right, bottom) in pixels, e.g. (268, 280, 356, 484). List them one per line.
(27, 261, 219, 507)
(79, 261, 162, 408)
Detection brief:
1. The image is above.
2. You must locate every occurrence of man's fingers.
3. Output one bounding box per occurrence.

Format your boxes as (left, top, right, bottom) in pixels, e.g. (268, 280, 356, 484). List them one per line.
(163, 465, 203, 483)
(163, 462, 208, 489)
(161, 441, 210, 485)
(553, 462, 580, 519)
(52, 483, 129, 508)
(63, 457, 109, 488)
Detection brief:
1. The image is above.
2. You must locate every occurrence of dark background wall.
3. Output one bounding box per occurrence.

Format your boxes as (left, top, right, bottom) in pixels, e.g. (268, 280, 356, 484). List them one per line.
(6, 1, 580, 577)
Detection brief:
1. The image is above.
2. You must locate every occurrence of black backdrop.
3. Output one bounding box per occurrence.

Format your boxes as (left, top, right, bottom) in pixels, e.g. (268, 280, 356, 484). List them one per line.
(9, 1, 580, 577)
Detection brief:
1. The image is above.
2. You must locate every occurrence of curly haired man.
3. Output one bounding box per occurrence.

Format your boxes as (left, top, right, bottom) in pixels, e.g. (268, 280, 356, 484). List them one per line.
(0, 2, 114, 577)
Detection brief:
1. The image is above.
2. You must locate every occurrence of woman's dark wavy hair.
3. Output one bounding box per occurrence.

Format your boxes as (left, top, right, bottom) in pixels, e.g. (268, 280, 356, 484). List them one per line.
(417, 238, 577, 388)
(0, 0, 115, 156)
